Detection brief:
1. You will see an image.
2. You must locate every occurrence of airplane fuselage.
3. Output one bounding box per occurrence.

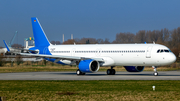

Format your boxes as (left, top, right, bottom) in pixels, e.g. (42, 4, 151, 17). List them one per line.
(46, 44, 176, 67)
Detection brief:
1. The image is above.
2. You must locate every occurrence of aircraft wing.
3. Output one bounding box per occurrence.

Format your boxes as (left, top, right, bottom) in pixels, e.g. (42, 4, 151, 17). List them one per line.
(20, 53, 104, 62)
(3, 40, 104, 62)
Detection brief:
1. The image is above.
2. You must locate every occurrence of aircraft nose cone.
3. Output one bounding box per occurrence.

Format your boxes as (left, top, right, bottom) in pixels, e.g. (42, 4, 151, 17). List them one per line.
(169, 53, 176, 63)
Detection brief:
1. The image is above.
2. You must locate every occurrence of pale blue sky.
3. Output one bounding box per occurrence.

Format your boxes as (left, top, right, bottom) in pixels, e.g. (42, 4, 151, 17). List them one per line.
(1, 0, 180, 47)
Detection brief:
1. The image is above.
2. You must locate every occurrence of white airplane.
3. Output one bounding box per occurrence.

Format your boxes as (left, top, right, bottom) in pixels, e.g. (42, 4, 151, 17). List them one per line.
(3, 17, 176, 76)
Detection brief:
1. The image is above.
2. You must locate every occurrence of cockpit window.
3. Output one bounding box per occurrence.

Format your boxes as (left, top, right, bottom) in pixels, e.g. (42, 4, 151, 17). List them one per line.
(164, 50, 169, 52)
(160, 50, 164, 53)
(157, 50, 160, 53)
(157, 49, 170, 53)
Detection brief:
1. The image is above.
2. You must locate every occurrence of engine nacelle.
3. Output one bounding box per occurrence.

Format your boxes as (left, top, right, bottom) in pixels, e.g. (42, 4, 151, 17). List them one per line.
(79, 59, 100, 73)
(124, 66, 144, 72)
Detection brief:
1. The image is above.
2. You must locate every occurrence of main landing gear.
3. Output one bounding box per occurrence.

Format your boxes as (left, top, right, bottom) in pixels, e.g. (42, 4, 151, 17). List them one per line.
(152, 66, 158, 76)
(107, 66, 116, 75)
(76, 69, 85, 75)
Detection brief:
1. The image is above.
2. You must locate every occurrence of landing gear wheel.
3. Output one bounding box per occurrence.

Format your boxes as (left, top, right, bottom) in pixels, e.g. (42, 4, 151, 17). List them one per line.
(153, 72, 158, 76)
(152, 66, 158, 76)
(76, 69, 81, 75)
(106, 69, 116, 75)
(76, 69, 85, 75)
(107, 69, 111, 75)
(111, 69, 116, 75)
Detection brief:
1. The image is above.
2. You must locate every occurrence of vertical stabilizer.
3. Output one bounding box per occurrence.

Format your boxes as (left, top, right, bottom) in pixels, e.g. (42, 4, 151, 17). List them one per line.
(31, 17, 50, 47)
(3, 40, 10, 52)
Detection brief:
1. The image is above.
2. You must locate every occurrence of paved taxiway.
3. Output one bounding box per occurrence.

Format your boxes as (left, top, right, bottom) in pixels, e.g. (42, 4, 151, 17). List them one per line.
(0, 71, 179, 80)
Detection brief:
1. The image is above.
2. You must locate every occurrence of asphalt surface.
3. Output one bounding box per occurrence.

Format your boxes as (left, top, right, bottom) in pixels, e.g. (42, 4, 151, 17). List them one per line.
(0, 71, 180, 80)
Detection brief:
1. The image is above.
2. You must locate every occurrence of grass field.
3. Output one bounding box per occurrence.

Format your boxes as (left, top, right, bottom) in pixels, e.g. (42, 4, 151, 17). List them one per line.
(0, 61, 180, 100)
(0, 80, 180, 101)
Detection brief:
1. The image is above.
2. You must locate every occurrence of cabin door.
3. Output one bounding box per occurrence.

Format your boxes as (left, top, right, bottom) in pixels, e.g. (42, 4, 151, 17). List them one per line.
(146, 46, 153, 58)
(71, 48, 76, 56)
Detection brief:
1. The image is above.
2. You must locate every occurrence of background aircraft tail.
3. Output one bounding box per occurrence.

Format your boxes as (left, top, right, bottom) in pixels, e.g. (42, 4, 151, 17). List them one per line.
(3, 40, 10, 52)
(31, 17, 51, 47)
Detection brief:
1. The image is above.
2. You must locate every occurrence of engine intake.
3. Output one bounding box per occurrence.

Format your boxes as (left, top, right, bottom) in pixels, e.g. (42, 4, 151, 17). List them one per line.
(124, 66, 144, 72)
(78, 59, 100, 73)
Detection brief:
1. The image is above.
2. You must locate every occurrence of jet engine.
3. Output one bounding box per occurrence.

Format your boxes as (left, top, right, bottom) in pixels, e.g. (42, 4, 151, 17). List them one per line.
(78, 59, 100, 73)
(124, 66, 144, 72)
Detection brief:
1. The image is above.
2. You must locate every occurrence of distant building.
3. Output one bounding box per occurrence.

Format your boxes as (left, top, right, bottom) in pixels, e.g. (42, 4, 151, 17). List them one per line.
(24, 37, 35, 49)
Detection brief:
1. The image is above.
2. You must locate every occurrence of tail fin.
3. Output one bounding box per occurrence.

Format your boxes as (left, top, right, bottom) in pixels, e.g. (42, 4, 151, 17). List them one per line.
(3, 40, 10, 52)
(31, 17, 51, 47)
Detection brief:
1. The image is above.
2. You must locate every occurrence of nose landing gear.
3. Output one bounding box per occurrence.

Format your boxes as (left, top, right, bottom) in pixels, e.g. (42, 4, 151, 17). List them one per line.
(152, 66, 158, 76)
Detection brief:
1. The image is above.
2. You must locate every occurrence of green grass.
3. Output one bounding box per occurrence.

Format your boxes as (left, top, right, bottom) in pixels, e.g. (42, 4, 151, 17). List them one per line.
(0, 80, 180, 100)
